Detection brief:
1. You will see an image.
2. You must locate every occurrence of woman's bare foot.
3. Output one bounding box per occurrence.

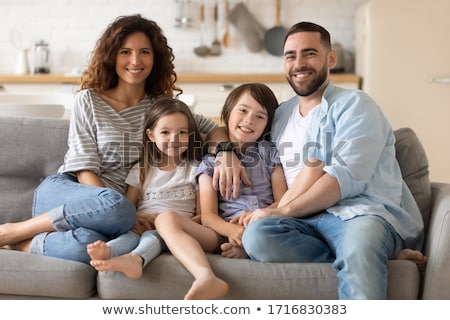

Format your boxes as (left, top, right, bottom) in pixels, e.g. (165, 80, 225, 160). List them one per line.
(220, 242, 248, 259)
(398, 248, 427, 271)
(0, 223, 29, 246)
(2, 239, 32, 252)
(87, 240, 111, 260)
(90, 253, 144, 279)
(184, 275, 229, 300)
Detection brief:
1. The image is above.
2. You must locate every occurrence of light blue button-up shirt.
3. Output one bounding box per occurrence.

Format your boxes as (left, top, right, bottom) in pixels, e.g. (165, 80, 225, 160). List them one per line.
(271, 82, 424, 249)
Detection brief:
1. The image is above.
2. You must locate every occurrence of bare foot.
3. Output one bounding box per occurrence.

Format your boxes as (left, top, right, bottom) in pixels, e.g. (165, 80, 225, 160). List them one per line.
(90, 253, 144, 279)
(87, 240, 111, 260)
(0, 223, 28, 246)
(184, 275, 229, 300)
(398, 248, 427, 271)
(220, 242, 248, 259)
(4, 239, 32, 252)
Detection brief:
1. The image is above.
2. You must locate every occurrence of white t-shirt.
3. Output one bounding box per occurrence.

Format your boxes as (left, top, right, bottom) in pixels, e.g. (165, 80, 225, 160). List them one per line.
(125, 161, 197, 218)
(278, 107, 312, 188)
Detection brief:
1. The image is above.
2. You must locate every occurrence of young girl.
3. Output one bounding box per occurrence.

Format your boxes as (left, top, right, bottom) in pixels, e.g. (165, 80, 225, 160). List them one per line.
(154, 83, 288, 300)
(87, 97, 203, 279)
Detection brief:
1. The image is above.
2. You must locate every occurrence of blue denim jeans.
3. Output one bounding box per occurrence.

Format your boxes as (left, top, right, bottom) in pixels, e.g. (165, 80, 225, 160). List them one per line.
(30, 174, 136, 264)
(242, 213, 403, 299)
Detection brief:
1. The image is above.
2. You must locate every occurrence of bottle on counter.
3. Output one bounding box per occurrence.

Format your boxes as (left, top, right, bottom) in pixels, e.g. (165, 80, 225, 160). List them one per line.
(33, 40, 50, 74)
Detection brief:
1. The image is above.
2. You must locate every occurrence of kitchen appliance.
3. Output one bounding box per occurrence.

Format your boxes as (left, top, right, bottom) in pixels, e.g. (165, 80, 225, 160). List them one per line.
(33, 40, 50, 74)
(355, 0, 450, 182)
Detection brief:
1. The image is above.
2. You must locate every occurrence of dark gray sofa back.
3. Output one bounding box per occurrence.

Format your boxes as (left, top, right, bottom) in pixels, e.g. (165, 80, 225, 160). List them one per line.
(0, 116, 69, 223)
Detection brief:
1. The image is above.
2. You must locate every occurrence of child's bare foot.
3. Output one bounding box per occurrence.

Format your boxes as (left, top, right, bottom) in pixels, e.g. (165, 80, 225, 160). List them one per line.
(398, 248, 427, 271)
(90, 253, 144, 279)
(87, 240, 111, 260)
(184, 275, 229, 300)
(220, 242, 248, 259)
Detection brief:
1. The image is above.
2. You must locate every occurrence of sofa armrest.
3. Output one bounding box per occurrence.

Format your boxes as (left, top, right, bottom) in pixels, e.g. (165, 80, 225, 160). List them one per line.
(421, 182, 450, 299)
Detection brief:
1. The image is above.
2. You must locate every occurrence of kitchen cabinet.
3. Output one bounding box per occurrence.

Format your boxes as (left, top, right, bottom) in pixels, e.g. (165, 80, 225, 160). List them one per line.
(0, 73, 361, 118)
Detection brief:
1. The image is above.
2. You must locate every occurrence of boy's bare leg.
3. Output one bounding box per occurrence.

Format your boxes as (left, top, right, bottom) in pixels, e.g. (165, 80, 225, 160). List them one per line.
(398, 248, 427, 271)
(90, 253, 144, 279)
(0, 213, 54, 246)
(155, 212, 229, 300)
(87, 240, 111, 260)
(220, 242, 248, 259)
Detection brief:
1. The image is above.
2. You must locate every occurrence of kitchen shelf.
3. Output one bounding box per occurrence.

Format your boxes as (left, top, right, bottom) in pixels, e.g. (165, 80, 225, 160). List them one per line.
(0, 74, 81, 84)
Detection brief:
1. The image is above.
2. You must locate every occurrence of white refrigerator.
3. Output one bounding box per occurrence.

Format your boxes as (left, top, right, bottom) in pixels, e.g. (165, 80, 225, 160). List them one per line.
(355, 0, 450, 183)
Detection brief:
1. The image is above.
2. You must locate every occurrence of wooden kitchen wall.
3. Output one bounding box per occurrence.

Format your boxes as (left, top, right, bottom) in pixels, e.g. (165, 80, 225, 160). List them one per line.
(0, 0, 367, 75)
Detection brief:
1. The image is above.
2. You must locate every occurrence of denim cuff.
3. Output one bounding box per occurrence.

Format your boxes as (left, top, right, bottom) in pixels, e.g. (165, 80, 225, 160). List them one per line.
(30, 232, 48, 255)
(49, 205, 70, 231)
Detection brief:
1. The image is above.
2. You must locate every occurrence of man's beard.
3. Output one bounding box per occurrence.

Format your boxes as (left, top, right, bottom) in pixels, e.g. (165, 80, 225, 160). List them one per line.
(287, 64, 328, 97)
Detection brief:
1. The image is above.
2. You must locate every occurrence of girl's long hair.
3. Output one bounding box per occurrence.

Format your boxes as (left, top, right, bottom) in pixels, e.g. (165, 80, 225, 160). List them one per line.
(81, 14, 181, 98)
(139, 97, 203, 197)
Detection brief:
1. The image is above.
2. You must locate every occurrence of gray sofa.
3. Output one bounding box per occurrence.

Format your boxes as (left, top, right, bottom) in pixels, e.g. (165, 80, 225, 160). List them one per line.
(1, 116, 449, 299)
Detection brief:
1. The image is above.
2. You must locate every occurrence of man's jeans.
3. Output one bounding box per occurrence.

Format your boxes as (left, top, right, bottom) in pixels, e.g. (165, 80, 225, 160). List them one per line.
(242, 213, 403, 299)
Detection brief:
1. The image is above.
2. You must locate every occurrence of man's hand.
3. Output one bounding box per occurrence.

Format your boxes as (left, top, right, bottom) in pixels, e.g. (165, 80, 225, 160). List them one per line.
(226, 224, 245, 247)
(242, 207, 281, 227)
(229, 210, 252, 225)
(213, 151, 251, 199)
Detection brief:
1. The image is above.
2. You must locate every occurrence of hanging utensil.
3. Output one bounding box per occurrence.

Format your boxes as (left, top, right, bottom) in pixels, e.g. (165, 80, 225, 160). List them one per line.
(264, 0, 288, 56)
(194, 2, 210, 57)
(222, 0, 230, 47)
(210, 1, 221, 56)
(228, 2, 265, 53)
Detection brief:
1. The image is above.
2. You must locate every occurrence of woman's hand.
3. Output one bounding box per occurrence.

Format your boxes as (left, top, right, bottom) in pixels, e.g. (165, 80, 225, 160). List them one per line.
(132, 212, 158, 235)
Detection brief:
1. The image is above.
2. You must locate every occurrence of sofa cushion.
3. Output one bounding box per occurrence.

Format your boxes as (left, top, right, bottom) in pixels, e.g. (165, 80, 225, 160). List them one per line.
(0, 116, 69, 223)
(96, 253, 420, 299)
(394, 128, 432, 230)
(0, 250, 97, 298)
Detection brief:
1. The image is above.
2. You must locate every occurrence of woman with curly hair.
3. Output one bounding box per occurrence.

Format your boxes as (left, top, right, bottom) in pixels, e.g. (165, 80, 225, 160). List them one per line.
(0, 14, 217, 264)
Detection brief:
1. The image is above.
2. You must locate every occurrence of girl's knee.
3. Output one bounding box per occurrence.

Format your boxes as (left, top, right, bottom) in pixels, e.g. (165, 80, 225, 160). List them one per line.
(154, 210, 179, 229)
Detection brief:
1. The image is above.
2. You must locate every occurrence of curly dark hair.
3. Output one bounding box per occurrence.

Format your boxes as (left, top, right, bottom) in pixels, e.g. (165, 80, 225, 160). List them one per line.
(80, 14, 181, 98)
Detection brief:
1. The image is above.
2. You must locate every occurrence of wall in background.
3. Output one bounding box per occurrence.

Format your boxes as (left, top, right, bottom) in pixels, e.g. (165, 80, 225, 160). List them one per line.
(0, 0, 367, 75)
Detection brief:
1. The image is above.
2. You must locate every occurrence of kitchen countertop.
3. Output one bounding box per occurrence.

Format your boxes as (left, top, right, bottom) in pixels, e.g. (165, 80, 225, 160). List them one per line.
(0, 73, 362, 87)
